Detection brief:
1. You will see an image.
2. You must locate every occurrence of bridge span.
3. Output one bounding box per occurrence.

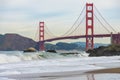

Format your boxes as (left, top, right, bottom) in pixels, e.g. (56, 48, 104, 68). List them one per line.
(39, 3, 120, 51)
(44, 34, 119, 42)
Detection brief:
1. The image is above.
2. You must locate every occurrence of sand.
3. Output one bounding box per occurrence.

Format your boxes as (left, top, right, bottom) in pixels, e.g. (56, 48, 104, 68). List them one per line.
(4, 67, 119, 80)
(87, 67, 120, 73)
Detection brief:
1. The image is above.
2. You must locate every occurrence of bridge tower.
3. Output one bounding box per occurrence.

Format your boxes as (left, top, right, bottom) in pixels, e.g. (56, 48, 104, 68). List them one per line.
(86, 3, 94, 50)
(111, 33, 120, 45)
(39, 22, 45, 51)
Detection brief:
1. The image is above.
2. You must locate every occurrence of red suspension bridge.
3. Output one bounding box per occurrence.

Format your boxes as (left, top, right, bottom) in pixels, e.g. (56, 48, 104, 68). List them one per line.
(39, 3, 120, 51)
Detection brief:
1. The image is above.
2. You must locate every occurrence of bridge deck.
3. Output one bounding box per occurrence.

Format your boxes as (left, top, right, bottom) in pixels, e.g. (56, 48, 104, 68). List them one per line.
(44, 34, 119, 42)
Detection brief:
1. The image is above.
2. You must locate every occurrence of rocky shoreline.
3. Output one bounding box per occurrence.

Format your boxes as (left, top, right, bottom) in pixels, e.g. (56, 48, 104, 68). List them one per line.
(87, 45, 120, 57)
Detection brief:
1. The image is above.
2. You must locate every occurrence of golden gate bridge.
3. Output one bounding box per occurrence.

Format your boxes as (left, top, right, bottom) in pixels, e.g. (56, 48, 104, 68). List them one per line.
(38, 3, 120, 51)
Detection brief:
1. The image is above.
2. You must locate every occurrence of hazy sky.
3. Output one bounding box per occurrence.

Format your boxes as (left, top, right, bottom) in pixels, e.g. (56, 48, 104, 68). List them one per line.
(0, 0, 120, 43)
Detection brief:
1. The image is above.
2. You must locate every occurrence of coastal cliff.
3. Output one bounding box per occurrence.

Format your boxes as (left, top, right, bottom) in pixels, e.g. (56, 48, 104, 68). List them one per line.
(0, 34, 36, 51)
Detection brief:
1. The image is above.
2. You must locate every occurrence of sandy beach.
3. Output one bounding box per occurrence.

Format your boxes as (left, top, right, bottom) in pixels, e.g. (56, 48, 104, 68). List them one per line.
(2, 67, 119, 80)
(87, 67, 120, 73)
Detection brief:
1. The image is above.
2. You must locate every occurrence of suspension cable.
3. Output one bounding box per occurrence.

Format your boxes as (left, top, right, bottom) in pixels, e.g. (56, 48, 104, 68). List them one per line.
(34, 24, 39, 41)
(44, 24, 57, 37)
(94, 5, 117, 33)
(61, 5, 86, 36)
(44, 30, 54, 38)
(94, 14, 111, 33)
(65, 15, 86, 36)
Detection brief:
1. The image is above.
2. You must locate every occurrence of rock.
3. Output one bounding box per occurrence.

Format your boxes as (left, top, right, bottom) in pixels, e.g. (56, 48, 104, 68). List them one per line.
(60, 52, 79, 56)
(87, 45, 120, 57)
(46, 50, 57, 53)
(24, 47, 37, 52)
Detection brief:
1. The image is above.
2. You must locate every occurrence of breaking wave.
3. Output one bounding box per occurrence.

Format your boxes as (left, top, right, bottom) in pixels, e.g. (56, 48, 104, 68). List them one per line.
(0, 51, 88, 63)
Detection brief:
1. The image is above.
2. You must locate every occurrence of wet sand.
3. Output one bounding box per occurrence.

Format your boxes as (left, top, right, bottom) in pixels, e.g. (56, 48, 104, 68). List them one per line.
(4, 67, 119, 80)
(87, 67, 120, 73)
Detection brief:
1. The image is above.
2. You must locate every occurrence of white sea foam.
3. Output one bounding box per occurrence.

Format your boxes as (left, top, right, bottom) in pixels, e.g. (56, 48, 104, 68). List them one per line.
(0, 54, 21, 63)
(0, 51, 88, 63)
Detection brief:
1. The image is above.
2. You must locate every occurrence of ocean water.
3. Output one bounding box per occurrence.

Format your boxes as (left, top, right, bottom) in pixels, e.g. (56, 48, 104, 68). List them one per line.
(0, 51, 119, 80)
(0, 51, 88, 63)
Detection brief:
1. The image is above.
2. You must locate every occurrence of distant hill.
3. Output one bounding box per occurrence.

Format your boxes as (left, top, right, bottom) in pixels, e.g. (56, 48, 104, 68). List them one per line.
(0, 34, 36, 51)
(45, 42, 108, 51)
(74, 42, 108, 49)
(0, 34, 108, 51)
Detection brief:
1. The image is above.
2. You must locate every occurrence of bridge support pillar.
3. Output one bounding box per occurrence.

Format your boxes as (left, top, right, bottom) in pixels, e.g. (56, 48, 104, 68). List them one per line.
(39, 22, 45, 51)
(111, 33, 120, 45)
(86, 3, 94, 50)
